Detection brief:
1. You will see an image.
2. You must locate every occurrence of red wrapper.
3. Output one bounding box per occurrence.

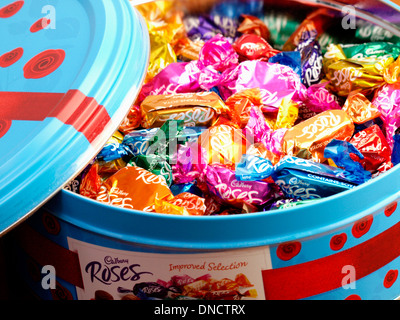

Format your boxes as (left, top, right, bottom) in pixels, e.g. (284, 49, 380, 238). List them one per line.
(233, 33, 280, 62)
(350, 124, 391, 172)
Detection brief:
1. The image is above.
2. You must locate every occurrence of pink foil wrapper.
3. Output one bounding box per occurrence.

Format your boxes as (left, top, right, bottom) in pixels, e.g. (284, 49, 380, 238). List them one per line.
(244, 107, 287, 156)
(306, 82, 342, 113)
(139, 35, 239, 101)
(197, 34, 239, 72)
(218, 60, 307, 108)
(205, 163, 274, 207)
(372, 82, 400, 149)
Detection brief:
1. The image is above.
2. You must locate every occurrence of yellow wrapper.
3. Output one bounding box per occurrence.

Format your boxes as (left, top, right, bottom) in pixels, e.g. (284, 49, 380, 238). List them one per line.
(384, 55, 400, 84)
(326, 57, 393, 96)
(274, 98, 299, 130)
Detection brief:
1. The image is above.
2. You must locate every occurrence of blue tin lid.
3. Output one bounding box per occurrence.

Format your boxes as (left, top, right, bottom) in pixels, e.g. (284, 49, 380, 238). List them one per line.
(0, 0, 149, 234)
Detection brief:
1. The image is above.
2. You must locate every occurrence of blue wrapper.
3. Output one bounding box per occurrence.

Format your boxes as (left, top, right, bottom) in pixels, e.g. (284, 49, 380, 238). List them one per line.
(96, 143, 133, 162)
(271, 156, 358, 200)
(170, 183, 203, 197)
(210, 0, 264, 20)
(235, 154, 274, 181)
(324, 139, 371, 184)
(392, 134, 400, 166)
(122, 128, 158, 157)
(268, 51, 302, 78)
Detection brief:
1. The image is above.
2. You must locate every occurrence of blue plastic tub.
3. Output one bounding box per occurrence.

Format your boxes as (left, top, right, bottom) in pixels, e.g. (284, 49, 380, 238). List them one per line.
(6, 0, 400, 300)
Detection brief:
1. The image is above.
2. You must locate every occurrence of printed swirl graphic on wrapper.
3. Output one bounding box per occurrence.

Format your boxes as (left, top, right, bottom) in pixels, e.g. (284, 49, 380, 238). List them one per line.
(23, 49, 65, 79)
(0, 0, 24, 18)
(0, 47, 23, 68)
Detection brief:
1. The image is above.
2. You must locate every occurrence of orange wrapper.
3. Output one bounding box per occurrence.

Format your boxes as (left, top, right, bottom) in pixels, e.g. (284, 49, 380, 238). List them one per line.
(342, 91, 381, 124)
(173, 38, 205, 61)
(282, 109, 355, 162)
(119, 104, 142, 134)
(237, 14, 270, 41)
(155, 192, 206, 216)
(199, 124, 249, 168)
(79, 163, 103, 200)
(141, 92, 228, 128)
(96, 166, 172, 212)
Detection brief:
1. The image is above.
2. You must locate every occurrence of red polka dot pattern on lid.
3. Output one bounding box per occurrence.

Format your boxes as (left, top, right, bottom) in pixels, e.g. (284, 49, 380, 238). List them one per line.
(30, 17, 51, 33)
(276, 241, 301, 261)
(383, 269, 398, 289)
(23, 49, 65, 79)
(0, 0, 24, 18)
(345, 294, 361, 300)
(330, 233, 347, 251)
(0, 47, 23, 68)
(384, 202, 397, 217)
(351, 215, 373, 239)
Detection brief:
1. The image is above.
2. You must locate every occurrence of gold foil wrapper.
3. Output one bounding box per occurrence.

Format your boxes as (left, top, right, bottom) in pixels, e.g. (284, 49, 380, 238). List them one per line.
(326, 57, 394, 96)
(274, 98, 299, 130)
(384, 56, 400, 84)
(141, 92, 229, 128)
(282, 109, 355, 162)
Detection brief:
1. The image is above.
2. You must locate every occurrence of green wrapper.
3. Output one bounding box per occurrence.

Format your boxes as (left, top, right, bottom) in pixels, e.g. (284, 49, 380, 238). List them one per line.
(262, 11, 300, 49)
(129, 154, 173, 186)
(340, 42, 400, 60)
(356, 21, 400, 43)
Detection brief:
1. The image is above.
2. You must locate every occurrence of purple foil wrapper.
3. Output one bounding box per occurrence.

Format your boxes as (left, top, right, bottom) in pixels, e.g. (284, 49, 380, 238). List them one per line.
(295, 38, 323, 87)
(205, 163, 274, 206)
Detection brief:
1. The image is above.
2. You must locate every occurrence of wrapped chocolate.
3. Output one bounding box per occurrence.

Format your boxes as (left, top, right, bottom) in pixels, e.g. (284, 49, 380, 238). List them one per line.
(392, 133, 400, 166)
(340, 42, 400, 60)
(271, 156, 359, 200)
(199, 124, 248, 168)
(384, 55, 400, 84)
(139, 34, 238, 101)
(155, 192, 207, 216)
(263, 11, 301, 49)
(282, 109, 355, 162)
(323, 139, 372, 184)
(274, 97, 299, 130)
(122, 128, 158, 158)
(244, 106, 286, 163)
(118, 105, 142, 134)
(342, 91, 381, 125)
(295, 37, 323, 87)
(237, 14, 270, 40)
(129, 154, 173, 186)
(306, 82, 342, 113)
(235, 154, 274, 181)
(96, 166, 172, 212)
(140, 92, 229, 128)
(205, 163, 275, 207)
(371, 82, 400, 148)
(326, 56, 395, 96)
(268, 51, 302, 78)
(217, 60, 307, 107)
(96, 131, 132, 162)
(282, 8, 335, 52)
(79, 163, 102, 200)
(232, 33, 280, 62)
(350, 124, 392, 172)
